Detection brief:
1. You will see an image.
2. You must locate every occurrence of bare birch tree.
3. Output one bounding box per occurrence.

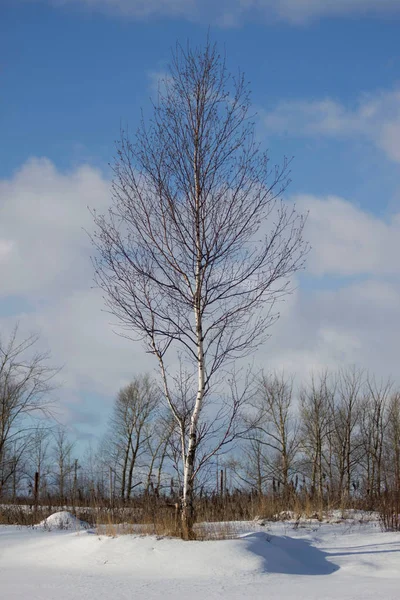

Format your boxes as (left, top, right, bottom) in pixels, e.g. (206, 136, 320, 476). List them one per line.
(92, 41, 307, 538)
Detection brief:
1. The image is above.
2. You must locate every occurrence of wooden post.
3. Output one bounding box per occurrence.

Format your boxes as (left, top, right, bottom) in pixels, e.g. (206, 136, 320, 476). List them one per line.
(34, 471, 40, 504)
(33, 471, 40, 520)
(12, 457, 17, 503)
(73, 460, 78, 509)
(109, 466, 113, 507)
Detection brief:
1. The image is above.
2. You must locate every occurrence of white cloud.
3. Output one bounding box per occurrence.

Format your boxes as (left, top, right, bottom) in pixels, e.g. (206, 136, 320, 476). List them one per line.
(42, 0, 197, 19)
(294, 194, 400, 276)
(2, 158, 400, 435)
(30, 288, 151, 395)
(261, 276, 400, 385)
(263, 88, 400, 163)
(259, 193, 400, 384)
(262, 0, 400, 24)
(0, 240, 14, 263)
(22, 0, 400, 24)
(0, 159, 151, 427)
(0, 158, 111, 298)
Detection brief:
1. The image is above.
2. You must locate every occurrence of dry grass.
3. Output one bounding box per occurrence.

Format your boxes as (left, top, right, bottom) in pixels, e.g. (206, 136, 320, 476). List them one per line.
(0, 489, 376, 539)
(378, 490, 400, 531)
(0, 504, 53, 526)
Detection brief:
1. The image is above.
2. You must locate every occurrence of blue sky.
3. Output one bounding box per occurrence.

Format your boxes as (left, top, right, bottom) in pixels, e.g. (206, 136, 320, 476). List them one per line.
(1, 0, 400, 444)
(2, 4, 400, 202)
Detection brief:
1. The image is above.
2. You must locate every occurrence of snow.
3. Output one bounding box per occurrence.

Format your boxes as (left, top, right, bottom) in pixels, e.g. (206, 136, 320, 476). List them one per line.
(36, 510, 91, 531)
(1, 516, 400, 599)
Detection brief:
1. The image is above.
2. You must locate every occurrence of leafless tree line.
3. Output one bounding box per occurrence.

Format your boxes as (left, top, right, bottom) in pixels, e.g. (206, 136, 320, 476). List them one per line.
(236, 368, 400, 508)
(4, 357, 400, 517)
(0, 327, 90, 506)
(0, 309, 395, 511)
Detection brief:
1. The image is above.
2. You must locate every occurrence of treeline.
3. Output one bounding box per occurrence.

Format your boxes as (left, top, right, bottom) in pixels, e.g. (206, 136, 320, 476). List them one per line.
(94, 368, 400, 510)
(1, 327, 400, 512)
(235, 369, 400, 508)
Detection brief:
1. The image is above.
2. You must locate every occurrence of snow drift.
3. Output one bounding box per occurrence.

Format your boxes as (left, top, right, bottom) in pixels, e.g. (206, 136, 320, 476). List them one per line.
(36, 511, 91, 531)
(1, 519, 400, 599)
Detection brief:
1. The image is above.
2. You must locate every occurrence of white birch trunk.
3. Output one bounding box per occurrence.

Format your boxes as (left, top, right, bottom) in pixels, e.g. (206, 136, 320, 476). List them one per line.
(181, 141, 204, 539)
(181, 305, 204, 538)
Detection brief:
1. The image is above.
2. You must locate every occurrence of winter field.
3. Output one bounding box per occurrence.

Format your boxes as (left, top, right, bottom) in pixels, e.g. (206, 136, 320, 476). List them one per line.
(1, 512, 400, 599)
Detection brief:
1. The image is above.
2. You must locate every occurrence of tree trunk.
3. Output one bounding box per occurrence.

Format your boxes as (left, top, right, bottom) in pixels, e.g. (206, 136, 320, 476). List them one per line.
(120, 444, 130, 501)
(127, 445, 139, 501)
(181, 440, 196, 540)
(180, 150, 205, 541)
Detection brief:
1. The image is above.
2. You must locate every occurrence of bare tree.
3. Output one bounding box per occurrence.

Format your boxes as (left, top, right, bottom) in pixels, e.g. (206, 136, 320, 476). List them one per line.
(144, 413, 175, 496)
(28, 424, 52, 503)
(328, 367, 364, 503)
(0, 326, 56, 498)
(248, 372, 299, 498)
(92, 41, 307, 538)
(105, 375, 160, 500)
(52, 426, 75, 501)
(384, 391, 400, 491)
(299, 371, 335, 502)
(360, 376, 391, 502)
(232, 436, 269, 496)
(79, 441, 105, 504)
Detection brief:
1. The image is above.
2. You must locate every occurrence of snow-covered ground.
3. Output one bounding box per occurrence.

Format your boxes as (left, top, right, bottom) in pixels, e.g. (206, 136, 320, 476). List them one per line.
(1, 514, 400, 599)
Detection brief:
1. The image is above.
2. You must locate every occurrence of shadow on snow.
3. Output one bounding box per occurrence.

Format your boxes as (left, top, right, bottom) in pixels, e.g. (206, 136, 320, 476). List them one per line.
(241, 532, 339, 576)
